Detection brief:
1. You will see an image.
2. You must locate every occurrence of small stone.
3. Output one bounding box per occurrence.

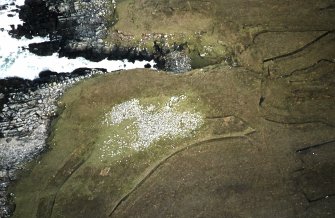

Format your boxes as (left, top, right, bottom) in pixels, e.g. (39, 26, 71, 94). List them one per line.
(7, 170, 16, 181)
(27, 100, 37, 107)
(0, 171, 6, 178)
(0, 182, 8, 191)
(36, 111, 43, 116)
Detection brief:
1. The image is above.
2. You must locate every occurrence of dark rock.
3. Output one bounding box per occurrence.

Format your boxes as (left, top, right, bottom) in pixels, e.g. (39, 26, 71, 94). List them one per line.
(58, 46, 101, 61)
(0, 5, 7, 10)
(0, 77, 34, 94)
(71, 68, 94, 77)
(9, 0, 60, 38)
(71, 68, 106, 77)
(38, 70, 58, 79)
(56, 72, 70, 81)
(28, 41, 61, 56)
(0, 182, 8, 191)
(10, 9, 20, 13)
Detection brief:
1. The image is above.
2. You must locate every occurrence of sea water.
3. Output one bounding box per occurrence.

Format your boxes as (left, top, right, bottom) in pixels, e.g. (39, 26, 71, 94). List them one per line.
(0, 0, 155, 80)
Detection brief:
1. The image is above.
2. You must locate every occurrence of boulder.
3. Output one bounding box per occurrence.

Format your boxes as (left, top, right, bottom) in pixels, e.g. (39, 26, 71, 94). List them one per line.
(28, 41, 61, 56)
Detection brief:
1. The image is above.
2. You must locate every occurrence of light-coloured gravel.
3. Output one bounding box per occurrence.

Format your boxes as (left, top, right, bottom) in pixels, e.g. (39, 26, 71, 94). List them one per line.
(102, 95, 203, 152)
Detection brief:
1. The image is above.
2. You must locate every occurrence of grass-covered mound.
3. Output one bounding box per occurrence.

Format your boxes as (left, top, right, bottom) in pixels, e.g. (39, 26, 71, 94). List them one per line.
(10, 66, 257, 217)
(8, 70, 189, 217)
(11, 64, 335, 217)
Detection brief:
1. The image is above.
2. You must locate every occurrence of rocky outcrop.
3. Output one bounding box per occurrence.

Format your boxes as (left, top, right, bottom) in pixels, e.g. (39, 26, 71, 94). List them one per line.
(164, 51, 191, 73)
(9, 0, 169, 70)
(10, 0, 224, 73)
(10, 0, 60, 38)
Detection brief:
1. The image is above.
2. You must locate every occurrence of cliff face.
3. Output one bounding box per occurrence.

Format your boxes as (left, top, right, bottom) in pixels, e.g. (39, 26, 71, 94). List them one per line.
(4, 0, 335, 217)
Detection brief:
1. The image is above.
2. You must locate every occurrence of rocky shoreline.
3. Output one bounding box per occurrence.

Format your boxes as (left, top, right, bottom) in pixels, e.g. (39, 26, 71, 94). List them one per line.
(0, 68, 112, 217)
(9, 0, 192, 72)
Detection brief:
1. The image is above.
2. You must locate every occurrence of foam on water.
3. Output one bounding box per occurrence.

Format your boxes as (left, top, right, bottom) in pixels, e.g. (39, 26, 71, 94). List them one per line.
(0, 0, 155, 80)
(0, 0, 24, 30)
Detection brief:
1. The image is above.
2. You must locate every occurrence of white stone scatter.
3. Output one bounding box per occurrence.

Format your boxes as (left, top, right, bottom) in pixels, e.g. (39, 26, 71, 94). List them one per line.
(102, 95, 203, 153)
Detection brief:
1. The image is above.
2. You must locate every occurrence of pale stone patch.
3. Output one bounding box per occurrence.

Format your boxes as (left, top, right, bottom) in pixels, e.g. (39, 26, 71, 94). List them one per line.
(101, 95, 203, 154)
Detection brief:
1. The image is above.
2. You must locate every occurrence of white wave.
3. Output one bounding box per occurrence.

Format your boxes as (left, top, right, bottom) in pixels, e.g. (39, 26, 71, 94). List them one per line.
(0, 0, 155, 80)
(0, 40, 156, 80)
(0, 0, 23, 30)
